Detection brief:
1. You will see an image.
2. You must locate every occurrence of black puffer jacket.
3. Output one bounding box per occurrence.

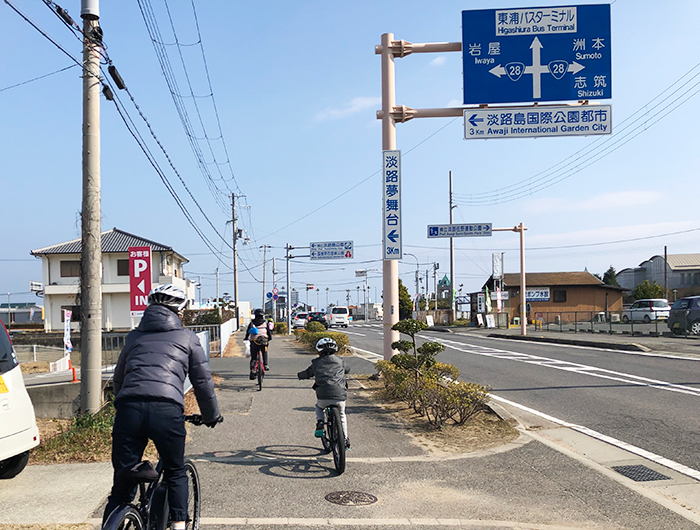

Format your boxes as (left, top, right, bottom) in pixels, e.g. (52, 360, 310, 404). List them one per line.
(113, 304, 220, 423)
(297, 353, 349, 401)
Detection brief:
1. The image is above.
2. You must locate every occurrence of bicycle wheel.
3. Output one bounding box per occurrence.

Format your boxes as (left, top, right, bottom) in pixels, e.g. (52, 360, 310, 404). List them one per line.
(256, 361, 263, 391)
(321, 409, 332, 453)
(103, 505, 144, 530)
(184, 460, 201, 530)
(330, 406, 346, 475)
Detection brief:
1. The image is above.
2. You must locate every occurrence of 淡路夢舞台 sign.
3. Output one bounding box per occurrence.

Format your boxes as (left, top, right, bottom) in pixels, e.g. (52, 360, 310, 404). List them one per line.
(462, 4, 611, 104)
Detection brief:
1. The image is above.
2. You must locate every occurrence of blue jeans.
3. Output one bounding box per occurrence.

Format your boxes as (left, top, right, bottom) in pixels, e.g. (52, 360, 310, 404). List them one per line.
(103, 400, 187, 523)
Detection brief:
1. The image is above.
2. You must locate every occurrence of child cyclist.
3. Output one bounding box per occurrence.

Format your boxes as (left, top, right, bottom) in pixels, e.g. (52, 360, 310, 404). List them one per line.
(297, 337, 351, 449)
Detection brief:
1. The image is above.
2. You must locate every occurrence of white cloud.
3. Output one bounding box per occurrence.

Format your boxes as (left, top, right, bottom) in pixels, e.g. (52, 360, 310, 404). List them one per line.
(315, 97, 381, 121)
(429, 56, 447, 67)
(447, 99, 463, 108)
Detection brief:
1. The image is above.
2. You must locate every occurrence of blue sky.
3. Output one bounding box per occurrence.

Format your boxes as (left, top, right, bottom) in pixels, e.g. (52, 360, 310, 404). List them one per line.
(2, 0, 699, 309)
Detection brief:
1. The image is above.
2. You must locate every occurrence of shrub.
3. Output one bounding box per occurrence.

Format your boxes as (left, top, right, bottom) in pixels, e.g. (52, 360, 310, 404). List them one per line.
(274, 322, 288, 335)
(295, 330, 350, 354)
(446, 381, 491, 425)
(305, 321, 326, 332)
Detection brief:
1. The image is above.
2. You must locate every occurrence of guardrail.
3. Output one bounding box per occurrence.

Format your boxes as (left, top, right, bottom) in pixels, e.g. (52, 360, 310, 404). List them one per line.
(526, 310, 675, 336)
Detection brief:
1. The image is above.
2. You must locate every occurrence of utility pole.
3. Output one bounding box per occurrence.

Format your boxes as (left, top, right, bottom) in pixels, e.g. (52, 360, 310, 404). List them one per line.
(664, 245, 668, 299)
(434, 262, 438, 311)
(80, 0, 103, 414)
(261, 245, 271, 311)
(231, 194, 245, 328)
(285, 245, 293, 334)
(215, 268, 221, 318)
(272, 257, 277, 322)
(449, 171, 456, 319)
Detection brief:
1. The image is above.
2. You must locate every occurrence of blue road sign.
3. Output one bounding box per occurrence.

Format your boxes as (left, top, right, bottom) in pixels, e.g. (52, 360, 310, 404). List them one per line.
(427, 223, 492, 238)
(462, 5, 611, 104)
(266, 292, 272, 299)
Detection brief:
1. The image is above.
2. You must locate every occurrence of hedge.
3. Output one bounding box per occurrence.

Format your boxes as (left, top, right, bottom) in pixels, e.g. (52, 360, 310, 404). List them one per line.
(293, 329, 350, 354)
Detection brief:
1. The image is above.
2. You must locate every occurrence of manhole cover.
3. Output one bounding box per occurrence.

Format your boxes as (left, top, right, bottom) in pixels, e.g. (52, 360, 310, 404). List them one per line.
(612, 465, 671, 482)
(325, 491, 378, 506)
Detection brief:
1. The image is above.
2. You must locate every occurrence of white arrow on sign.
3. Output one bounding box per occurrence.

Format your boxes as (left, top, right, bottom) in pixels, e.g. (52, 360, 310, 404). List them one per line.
(489, 37, 586, 100)
(137, 279, 146, 293)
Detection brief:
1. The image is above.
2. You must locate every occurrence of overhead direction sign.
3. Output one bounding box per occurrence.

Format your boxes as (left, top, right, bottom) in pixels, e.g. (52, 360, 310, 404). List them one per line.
(310, 241, 354, 260)
(462, 4, 611, 104)
(464, 104, 611, 139)
(382, 150, 402, 259)
(427, 223, 492, 238)
(129, 246, 152, 317)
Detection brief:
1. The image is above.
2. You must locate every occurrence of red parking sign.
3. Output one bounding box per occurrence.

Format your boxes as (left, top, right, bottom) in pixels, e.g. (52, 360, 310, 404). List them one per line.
(129, 246, 152, 316)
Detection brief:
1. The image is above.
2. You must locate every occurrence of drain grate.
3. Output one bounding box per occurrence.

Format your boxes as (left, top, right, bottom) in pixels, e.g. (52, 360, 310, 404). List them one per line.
(612, 465, 671, 482)
(325, 491, 378, 506)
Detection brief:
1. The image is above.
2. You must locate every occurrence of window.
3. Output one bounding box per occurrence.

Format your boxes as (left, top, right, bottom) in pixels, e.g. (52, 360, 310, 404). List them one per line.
(0, 324, 18, 375)
(553, 289, 567, 303)
(60, 306, 81, 322)
(60, 261, 81, 278)
(117, 259, 129, 276)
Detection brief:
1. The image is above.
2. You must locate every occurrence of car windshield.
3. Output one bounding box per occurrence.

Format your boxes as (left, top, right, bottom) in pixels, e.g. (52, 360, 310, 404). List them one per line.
(652, 300, 669, 308)
(296, 313, 307, 319)
(673, 299, 691, 310)
(332, 308, 347, 314)
(0, 325, 18, 375)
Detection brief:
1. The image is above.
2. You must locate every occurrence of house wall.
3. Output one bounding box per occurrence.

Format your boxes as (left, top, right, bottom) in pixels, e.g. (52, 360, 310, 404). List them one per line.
(508, 286, 623, 321)
(40, 251, 193, 332)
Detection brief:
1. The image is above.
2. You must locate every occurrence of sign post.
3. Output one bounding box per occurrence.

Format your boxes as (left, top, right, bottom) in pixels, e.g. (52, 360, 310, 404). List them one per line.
(129, 246, 152, 318)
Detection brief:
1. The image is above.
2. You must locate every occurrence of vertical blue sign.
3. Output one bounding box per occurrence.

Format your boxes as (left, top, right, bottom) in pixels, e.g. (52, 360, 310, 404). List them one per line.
(463, 4, 611, 104)
(382, 150, 402, 260)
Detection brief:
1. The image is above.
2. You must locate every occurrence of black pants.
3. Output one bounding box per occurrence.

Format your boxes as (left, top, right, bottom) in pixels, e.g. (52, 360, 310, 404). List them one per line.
(250, 342, 268, 371)
(103, 400, 187, 523)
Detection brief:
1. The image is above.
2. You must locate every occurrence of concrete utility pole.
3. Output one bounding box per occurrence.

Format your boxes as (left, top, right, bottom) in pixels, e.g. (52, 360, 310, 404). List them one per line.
(215, 268, 221, 318)
(449, 171, 456, 318)
(434, 263, 438, 311)
(261, 245, 271, 311)
(272, 257, 277, 322)
(285, 245, 293, 334)
(80, 0, 103, 414)
(231, 194, 245, 328)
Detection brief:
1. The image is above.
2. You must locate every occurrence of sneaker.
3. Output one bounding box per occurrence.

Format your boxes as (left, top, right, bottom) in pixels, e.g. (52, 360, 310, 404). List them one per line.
(264, 365, 270, 371)
(345, 437, 351, 450)
(249, 372, 255, 380)
(314, 420, 324, 438)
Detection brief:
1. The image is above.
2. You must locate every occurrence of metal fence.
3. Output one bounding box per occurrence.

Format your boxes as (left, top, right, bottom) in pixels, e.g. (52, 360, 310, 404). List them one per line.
(528, 311, 676, 336)
(186, 324, 222, 356)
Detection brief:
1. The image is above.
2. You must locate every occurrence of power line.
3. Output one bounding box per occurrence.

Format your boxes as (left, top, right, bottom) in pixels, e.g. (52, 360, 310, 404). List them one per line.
(0, 63, 76, 92)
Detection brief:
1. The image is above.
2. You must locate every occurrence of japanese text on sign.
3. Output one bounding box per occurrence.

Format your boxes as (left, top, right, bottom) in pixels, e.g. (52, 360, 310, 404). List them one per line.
(427, 223, 492, 238)
(382, 150, 402, 260)
(495, 7, 577, 36)
(310, 241, 354, 260)
(526, 287, 550, 302)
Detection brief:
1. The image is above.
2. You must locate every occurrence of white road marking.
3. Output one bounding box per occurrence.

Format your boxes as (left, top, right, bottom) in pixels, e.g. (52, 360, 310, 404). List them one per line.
(350, 347, 382, 361)
(193, 517, 593, 528)
(352, 343, 700, 483)
(343, 330, 367, 337)
(437, 337, 700, 398)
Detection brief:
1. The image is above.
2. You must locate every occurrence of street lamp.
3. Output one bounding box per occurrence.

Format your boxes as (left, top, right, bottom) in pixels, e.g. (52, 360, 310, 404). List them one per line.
(325, 287, 329, 307)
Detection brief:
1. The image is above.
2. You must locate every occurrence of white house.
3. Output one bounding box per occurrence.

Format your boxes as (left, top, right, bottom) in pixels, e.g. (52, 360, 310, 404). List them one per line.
(30, 228, 195, 332)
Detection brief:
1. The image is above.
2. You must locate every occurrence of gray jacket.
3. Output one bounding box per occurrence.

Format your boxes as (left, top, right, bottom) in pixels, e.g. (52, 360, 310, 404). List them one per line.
(114, 304, 220, 423)
(297, 353, 349, 401)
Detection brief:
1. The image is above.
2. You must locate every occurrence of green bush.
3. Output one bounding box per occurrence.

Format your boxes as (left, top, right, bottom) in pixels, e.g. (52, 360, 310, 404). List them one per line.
(295, 330, 350, 353)
(274, 322, 288, 335)
(305, 321, 326, 332)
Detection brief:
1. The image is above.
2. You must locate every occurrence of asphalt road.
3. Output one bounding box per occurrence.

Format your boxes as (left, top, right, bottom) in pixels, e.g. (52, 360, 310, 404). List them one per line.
(345, 323, 700, 477)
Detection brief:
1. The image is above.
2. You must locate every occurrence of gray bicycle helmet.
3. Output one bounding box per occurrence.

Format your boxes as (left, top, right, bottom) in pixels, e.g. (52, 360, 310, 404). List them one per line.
(315, 337, 338, 354)
(148, 284, 188, 312)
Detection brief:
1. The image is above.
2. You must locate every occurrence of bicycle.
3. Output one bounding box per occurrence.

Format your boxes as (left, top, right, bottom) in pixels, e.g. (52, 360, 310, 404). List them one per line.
(319, 404, 346, 475)
(251, 335, 268, 391)
(102, 414, 206, 530)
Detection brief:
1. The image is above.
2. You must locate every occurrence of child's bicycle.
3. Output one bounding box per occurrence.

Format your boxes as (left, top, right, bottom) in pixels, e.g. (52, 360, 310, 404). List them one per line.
(252, 335, 268, 391)
(102, 414, 208, 530)
(319, 404, 346, 475)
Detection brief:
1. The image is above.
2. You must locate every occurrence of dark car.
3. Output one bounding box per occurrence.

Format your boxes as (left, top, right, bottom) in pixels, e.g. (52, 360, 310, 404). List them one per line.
(667, 296, 700, 335)
(307, 311, 329, 329)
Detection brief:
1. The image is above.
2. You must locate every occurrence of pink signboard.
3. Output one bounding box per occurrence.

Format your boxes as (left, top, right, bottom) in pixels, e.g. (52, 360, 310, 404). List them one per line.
(129, 246, 152, 316)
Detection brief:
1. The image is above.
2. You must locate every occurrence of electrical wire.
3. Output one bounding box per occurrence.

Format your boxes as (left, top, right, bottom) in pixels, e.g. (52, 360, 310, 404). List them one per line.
(0, 64, 76, 92)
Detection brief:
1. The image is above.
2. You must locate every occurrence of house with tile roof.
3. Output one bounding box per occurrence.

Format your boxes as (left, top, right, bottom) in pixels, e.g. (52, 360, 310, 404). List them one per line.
(30, 228, 195, 332)
(616, 254, 700, 297)
(483, 271, 625, 323)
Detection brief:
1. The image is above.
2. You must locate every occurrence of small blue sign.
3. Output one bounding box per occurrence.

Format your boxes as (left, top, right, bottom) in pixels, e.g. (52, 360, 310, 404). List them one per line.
(266, 292, 272, 299)
(462, 5, 611, 104)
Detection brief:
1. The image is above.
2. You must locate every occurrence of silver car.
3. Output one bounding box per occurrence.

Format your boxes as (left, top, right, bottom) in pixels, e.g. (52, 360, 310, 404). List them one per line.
(621, 299, 670, 323)
(292, 312, 308, 329)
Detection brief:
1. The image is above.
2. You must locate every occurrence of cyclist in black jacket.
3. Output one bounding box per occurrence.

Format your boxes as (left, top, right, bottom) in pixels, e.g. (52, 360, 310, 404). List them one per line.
(298, 337, 351, 449)
(244, 308, 272, 377)
(103, 284, 222, 529)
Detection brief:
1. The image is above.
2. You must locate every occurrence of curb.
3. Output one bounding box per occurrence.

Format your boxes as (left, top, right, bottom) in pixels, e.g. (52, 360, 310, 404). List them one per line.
(486, 333, 650, 352)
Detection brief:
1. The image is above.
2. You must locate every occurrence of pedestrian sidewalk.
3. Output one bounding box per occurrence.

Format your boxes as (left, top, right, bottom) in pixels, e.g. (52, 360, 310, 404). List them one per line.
(3, 335, 700, 529)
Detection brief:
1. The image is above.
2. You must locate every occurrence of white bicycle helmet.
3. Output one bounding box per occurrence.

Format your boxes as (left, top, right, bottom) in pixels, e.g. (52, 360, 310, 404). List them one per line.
(315, 337, 338, 354)
(148, 284, 188, 312)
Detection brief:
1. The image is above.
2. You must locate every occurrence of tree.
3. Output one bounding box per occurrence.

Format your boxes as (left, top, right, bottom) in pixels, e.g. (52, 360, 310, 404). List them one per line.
(602, 266, 620, 286)
(632, 280, 663, 300)
(398, 279, 413, 320)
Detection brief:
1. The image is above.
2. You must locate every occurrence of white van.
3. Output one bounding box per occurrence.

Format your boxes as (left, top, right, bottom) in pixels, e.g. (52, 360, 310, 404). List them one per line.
(0, 322, 40, 479)
(329, 306, 350, 328)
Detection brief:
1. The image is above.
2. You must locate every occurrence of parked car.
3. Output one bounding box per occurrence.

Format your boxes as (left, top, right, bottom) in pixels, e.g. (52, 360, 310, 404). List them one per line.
(0, 320, 40, 479)
(307, 312, 329, 329)
(668, 296, 700, 335)
(292, 312, 308, 329)
(620, 299, 671, 323)
(328, 306, 350, 328)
